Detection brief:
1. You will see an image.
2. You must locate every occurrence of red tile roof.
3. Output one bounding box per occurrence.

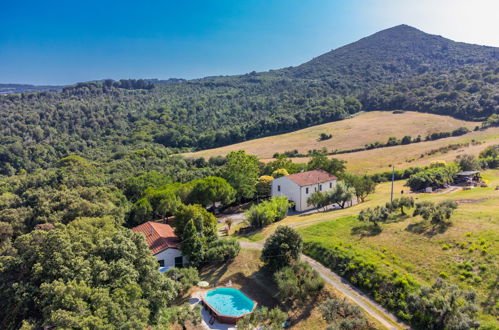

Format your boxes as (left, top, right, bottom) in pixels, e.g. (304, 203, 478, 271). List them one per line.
(285, 169, 337, 187)
(131, 221, 180, 254)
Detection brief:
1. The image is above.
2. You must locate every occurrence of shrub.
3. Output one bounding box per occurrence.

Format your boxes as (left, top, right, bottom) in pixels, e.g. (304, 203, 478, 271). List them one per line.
(204, 238, 240, 262)
(407, 278, 480, 330)
(304, 241, 418, 320)
(406, 164, 458, 191)
(164, 267, 200, 295)
(262, 226, 302, 272)
(320, 296, 372, 330)
(237, 306, 287, 329)
(275, 262, 324, 303)
(246, 197, 289, 228)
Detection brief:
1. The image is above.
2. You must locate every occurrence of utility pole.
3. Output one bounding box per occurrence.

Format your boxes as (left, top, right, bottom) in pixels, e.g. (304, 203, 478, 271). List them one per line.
(390, 164, 395, 203)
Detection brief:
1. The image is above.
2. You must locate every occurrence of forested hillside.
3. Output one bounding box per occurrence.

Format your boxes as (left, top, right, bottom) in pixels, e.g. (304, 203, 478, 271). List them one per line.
(364, 62, 499, 120)
(0, 25, 498, 176)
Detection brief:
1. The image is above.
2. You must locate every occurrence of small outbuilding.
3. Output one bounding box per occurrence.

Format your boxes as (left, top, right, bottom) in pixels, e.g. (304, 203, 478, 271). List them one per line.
(271, 169, 337, 212)
(131, 221, 186, 270)
(455, 170, 481, 185)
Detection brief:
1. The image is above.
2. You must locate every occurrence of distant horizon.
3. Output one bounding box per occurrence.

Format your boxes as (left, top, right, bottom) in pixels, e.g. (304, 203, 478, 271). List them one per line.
(1, 0, 498, 85)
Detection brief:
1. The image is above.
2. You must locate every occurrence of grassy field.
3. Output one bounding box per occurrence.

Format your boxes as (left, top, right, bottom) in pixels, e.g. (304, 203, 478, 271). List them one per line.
(294, 170, 499, 327)
(288, 127, 499, 174)
(184, 111, 479, 159)
(198, 249, 384, 329)
(236, 170, 498, 326)
(183, 110, 499, 174)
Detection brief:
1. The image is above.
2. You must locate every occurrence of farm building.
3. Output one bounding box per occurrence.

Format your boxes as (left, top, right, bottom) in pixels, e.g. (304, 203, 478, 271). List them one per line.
(131, 221, 186, 271)
(271, 169, 337, 211)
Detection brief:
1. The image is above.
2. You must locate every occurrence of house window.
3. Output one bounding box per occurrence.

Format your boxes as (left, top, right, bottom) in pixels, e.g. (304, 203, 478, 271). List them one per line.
(320, 185, 322, 191)
(174, 256, 183, 268)
(306, 187, 309, 194)
(278, 185, 281, 192)
(158, 259, 165, 267)
(330, 182, 332, 188)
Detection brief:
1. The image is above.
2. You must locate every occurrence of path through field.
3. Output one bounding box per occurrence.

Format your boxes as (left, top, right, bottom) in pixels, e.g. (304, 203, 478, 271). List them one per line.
(239, 241, 409, 330)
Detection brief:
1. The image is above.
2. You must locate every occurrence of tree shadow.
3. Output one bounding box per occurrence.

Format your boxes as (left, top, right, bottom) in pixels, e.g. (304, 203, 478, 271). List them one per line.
(385, 213, 411, 223)
(351, 224, 382, 237)
(482, 274, 498, 314)
(405, 220, 452, 237)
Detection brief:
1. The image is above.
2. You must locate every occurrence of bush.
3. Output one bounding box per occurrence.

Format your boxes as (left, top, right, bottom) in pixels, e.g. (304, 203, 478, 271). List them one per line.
(275, 262, 324, 303)
(406, 164, 458, 191)
(304, 241, 419, 321)
(320, 296, 372, 330)
(204, 238, 240, 262)
(407, 278, 480, 330)
(246, 197, 289, 228)
(164, 267, 200, 295)
(261, 226, 302, 272)
(413, 200, 458, 224)
(237, 306, 287, 330)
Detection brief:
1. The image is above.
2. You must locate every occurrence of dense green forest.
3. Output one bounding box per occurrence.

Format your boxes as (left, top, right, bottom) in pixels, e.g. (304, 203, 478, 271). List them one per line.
(1, 25, 498, 176)
(364, 62, 499, 120)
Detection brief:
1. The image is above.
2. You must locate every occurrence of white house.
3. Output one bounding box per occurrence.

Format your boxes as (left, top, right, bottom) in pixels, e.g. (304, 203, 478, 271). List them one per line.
(131, 221, 186, 270)
(271, 169, 337, 212)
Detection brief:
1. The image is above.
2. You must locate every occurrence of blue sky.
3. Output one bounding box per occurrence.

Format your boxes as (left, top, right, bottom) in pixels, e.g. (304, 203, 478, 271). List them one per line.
(1, 0, 498, 85)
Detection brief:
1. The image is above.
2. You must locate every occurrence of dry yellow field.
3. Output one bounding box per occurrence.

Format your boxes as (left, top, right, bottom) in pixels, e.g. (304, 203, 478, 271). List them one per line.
(184, 111, 478, 159)
(296, 127, 499, 174)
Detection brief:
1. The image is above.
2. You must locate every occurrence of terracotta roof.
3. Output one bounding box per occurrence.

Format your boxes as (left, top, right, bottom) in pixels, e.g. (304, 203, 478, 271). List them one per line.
(284, 169, 337, 187)
(131, 221, 180, 254)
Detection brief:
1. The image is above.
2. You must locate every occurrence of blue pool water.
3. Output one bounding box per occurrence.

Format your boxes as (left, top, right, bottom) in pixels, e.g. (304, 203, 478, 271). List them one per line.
(204, 288, 255, 316)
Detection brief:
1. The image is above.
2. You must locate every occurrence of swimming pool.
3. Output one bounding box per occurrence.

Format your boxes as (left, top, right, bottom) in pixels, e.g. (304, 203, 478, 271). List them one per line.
(201, 287, 256, 324)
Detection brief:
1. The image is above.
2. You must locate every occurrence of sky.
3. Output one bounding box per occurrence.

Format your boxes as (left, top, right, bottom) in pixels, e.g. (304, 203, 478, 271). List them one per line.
(1, 0, 498, 85)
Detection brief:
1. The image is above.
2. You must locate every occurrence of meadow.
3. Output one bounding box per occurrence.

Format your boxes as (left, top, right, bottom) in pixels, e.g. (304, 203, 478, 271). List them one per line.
(184, 111, 478, 158)
(297, 170, 499, 327)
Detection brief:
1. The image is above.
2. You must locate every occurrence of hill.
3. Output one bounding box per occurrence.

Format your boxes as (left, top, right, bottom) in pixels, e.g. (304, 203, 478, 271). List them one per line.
(285, 25, 498, 86)
(0, 83, 63, 94)
(0, 25, 498, 175)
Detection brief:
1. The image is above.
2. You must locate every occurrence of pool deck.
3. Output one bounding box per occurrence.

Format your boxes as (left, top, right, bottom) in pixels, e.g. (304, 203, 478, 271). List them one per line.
(190, 292, 236, 330)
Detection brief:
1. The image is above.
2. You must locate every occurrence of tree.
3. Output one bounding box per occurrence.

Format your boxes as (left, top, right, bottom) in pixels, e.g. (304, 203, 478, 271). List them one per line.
(456, 154, 481, 171)
(148, 188, 181, 220)
(128, 197, 153, 226)
(0, 217, 178, 329)
(358, 206, 390, 228)
(328, 181, 354, 209)
(307, 191, 329, 211)
(261, 226, 302, 272)
(271, 168, 289, 178)
(407, 279, 480, 330)
(387, 196, 414, 215)
(181, 219, 205, 267)
(188, 176, 236, 210)
(173, 204, 217, 241)
(307, 154, 346, 176)
(225, 218, 233, 231)
(320, 297, 371, 330)
(222, 150, 260, 201)
(237, 306, 287, 330)
(164, 267, 200, 296)
(413, 200, 458, 224)
(256, 175, 273, 198)
(342, 174, 377, 202)
(124, 171, 171, 202)
(275, 262, 324, 304)
(406, 164, 458, 191)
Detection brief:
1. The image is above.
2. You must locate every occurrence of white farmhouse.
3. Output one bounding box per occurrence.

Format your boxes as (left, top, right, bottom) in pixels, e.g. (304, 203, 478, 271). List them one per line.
(271, 169, 337, 212)
(131, 221, 186, 271)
